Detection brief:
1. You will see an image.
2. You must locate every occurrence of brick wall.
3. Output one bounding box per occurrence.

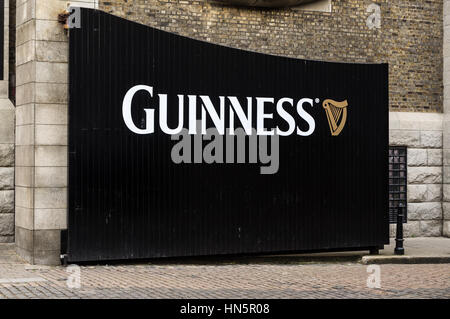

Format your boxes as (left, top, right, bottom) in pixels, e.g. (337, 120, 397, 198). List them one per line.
(99, 0, 443, 113)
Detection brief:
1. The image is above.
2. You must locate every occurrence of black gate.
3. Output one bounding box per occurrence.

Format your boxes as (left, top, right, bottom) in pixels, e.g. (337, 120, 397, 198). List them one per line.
(67, 9, 389, 262)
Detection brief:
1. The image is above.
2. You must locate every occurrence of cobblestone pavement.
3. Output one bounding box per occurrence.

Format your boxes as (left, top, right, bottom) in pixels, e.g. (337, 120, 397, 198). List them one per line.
(0, 260, 449, 299)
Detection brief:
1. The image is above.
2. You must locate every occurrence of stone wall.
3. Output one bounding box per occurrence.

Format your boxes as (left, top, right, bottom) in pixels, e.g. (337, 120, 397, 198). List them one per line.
(390, 112, 444, 237)
(99, 0, 443, 113)
(14, 0, 98, 265)
(0, 130, 14, 244)
(443, 0, 450, 237)
(0, 0, 15, 243)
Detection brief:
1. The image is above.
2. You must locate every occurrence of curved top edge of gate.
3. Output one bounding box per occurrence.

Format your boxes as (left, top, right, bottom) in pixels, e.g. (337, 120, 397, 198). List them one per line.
(74, 8, 388, 67)
(211, 0, 319, 8)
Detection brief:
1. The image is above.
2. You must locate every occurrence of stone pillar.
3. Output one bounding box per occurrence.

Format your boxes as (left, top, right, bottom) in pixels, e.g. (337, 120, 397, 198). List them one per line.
(0, 0, 15, 243)
(390, 112, 443, 237)
(15, 0, 97, 265)
(444, 0, 450, 237)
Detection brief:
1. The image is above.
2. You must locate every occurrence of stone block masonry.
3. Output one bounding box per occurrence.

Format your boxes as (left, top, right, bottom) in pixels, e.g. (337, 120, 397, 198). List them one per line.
(0, 0, 15, 243)
(443, 0, 450, 237)
(14, 0, 98, 265)
(390, 112, 444, 237)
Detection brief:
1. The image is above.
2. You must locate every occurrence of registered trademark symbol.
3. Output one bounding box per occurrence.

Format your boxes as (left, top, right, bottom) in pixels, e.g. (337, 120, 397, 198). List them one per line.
(315, 98, 320, 104)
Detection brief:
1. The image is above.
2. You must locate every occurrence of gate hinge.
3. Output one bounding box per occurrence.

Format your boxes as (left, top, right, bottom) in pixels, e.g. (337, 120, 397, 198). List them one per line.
(58, 10, 70, 30)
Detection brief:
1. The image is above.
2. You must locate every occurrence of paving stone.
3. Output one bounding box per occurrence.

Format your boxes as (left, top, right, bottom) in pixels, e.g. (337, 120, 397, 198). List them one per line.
(0, 243, 448, 299)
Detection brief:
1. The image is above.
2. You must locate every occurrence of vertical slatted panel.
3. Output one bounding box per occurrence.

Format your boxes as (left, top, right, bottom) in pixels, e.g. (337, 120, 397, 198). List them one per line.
(68, 9, 389, 262)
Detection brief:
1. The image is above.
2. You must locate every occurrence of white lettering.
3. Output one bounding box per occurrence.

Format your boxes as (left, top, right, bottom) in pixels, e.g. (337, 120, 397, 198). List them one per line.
(122, 85, 319, 137)
(296, 98, 315, 136)
(256, 97, 274, 136)
(276, 98, 295, 136)
(122, 85, 155, 134)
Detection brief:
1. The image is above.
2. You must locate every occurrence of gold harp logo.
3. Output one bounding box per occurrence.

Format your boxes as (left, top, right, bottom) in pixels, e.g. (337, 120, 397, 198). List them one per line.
(323, 99, 349, 136)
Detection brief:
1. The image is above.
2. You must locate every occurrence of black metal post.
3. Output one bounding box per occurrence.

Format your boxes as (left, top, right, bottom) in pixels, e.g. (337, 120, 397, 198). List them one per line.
(394, 203, 405, 255)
